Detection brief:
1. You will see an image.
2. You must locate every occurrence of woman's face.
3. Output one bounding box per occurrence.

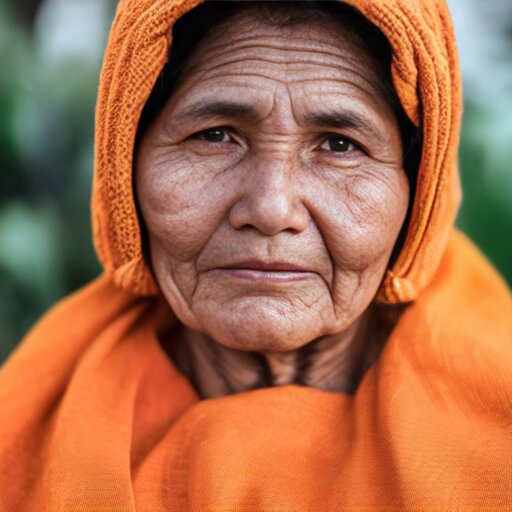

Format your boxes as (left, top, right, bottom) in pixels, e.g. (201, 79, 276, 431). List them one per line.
(136, 12, 410, 352)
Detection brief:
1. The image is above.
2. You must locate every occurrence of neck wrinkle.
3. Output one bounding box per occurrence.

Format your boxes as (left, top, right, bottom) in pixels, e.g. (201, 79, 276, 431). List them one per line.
(165, 303, 400, 399)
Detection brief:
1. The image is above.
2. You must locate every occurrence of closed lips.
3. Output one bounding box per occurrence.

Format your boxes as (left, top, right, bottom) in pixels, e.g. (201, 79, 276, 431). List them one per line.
(219, 260, 312, 272)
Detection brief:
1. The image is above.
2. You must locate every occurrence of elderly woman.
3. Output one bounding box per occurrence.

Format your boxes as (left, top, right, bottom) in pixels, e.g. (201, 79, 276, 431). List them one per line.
(0, 0, 510, 510)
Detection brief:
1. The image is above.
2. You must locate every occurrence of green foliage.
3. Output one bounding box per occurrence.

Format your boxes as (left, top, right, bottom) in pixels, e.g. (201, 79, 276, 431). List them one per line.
(456, 102, 512, 285)
(0, 2, 103, 358)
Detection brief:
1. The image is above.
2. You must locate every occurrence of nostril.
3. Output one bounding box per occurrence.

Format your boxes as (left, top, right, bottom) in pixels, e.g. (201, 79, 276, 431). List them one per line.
(228, 190, 309, 236)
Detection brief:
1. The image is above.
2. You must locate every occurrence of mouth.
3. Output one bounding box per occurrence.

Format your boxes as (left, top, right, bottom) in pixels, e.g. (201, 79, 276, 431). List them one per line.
(213, 259, 316, 283)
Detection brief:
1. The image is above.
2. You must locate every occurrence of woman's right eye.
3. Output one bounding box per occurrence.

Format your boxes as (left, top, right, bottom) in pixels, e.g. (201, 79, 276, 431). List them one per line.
(194, 128, 231, 143)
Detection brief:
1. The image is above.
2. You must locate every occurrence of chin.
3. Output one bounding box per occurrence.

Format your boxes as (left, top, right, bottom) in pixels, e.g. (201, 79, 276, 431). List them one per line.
(214, 332, 305, 353)
(195, 303, 329, 353)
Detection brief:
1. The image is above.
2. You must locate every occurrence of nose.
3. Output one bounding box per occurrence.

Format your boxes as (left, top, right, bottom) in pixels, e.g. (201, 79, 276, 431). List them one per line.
(228, 157, 310, 236)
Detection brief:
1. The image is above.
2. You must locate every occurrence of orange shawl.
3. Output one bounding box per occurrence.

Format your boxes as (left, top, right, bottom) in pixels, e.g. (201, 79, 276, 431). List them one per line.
(1, 0, 511, 510)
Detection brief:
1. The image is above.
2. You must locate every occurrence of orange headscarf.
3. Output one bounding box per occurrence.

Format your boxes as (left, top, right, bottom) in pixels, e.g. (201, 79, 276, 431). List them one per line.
(1, 1, 511, 510)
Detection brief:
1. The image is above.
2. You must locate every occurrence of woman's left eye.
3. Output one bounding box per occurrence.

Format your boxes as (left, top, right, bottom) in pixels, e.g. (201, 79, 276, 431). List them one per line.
(320, 136, 358, 154)
(195, 128, 231, 143)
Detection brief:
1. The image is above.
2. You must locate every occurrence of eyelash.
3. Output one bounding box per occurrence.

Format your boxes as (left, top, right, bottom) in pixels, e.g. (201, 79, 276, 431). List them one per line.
(319, 135, 363, 155)
(191, 128, 364, 156)
(193, 128, 233, 144)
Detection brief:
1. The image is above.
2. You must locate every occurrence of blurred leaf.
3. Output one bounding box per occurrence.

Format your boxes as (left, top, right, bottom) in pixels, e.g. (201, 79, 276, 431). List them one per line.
(0, 201, 65, 301)
(456, 101, 512, 285)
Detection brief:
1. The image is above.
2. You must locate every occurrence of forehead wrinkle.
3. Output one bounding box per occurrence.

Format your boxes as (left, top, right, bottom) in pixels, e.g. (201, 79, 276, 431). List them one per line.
(289, 78, 393, 115)
(183, 43, 387, 107)
(185, 59, 386, 110)
(197, 39, 367, 63)
(187, 38, 376, 78)
(195, 56, 377, 82)
(199, 10, 369, 57)
(183, 15, 380, 79)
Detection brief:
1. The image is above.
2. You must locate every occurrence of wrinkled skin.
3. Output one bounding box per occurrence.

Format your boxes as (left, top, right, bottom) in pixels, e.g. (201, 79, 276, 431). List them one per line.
(136, 11, 409, 396)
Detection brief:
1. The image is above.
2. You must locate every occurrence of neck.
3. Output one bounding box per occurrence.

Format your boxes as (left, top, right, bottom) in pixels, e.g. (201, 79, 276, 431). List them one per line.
(165, 304, 400, 399)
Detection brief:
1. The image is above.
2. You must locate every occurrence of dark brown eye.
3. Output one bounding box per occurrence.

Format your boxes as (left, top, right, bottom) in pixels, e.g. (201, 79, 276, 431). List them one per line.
(321, 136, 355, 153)
(197, 128, 229, 143)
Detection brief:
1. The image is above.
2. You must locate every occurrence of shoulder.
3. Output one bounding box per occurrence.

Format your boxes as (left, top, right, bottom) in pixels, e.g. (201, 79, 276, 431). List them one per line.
(421, 229, 511, 348)
(0, 274, 147, 391)
(386, 228, 512, 422)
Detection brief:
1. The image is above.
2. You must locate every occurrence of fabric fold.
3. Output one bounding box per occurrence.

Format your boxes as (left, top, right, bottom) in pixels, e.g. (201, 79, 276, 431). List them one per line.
(1, 234, 510, 510)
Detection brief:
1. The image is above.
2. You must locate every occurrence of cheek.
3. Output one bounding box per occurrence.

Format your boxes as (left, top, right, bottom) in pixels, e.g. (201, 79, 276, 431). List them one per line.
(317, 169, 410, 270)
(312, 168, 409, 326)
(135, 147, 239, 321)
(136, 149, 231, 265)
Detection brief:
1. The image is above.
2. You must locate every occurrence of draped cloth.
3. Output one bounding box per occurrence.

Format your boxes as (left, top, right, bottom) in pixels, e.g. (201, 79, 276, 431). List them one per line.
(1, 0, 511, 510)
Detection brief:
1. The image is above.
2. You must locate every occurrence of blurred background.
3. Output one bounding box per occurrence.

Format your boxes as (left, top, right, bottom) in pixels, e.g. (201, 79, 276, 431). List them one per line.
(0, 0, 511, 361)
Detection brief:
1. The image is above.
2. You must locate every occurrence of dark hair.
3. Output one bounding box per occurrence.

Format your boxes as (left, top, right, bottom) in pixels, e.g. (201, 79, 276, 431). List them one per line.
(136, 0, 421, 265)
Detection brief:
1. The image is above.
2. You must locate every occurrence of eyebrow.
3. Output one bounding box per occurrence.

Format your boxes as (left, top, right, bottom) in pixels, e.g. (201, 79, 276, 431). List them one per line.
(174, 100, 259, 122)
(303, 110, 382, 140)
(173, 99, 382, 140)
